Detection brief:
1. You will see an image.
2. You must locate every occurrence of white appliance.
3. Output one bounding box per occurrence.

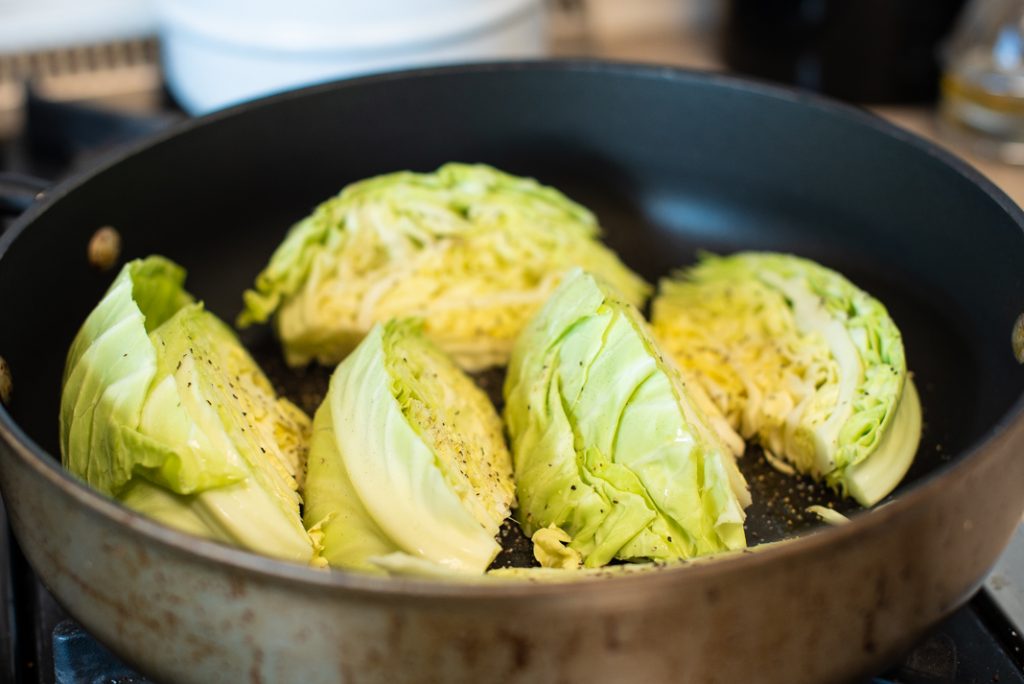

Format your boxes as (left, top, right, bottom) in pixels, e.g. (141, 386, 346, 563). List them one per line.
(155, 0, 548, 114)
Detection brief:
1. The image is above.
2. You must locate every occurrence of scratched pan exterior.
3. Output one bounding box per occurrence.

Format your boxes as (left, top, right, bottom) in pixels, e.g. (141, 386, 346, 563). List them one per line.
(1, 62, 1023, 683)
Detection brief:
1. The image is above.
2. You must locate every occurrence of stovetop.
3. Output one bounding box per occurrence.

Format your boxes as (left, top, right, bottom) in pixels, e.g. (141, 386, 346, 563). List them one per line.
(1, 86, 1024, 684)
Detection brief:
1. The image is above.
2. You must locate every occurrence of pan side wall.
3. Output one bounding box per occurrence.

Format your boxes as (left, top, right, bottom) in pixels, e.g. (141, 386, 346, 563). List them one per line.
(2, 414, 1022, 684)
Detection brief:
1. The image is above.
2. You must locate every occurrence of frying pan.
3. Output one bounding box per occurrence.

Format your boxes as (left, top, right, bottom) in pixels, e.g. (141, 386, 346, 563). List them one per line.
(1, 61, 1023, 684)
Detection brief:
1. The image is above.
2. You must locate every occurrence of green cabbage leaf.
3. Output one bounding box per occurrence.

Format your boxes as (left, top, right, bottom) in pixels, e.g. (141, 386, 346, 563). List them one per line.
(238, 163, 650, 371)
(303, 319, 515, 573)
(60, 256, 317, 563)
(504, 270, 750, 568)
(652, 252, 921, 506)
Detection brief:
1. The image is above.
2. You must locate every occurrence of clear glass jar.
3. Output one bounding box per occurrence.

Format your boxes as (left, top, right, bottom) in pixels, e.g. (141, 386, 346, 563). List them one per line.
(941, 0, 1024, 163)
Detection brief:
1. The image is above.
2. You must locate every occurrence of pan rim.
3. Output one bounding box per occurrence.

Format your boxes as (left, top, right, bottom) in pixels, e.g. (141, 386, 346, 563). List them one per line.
(1, 58, 1023, 599)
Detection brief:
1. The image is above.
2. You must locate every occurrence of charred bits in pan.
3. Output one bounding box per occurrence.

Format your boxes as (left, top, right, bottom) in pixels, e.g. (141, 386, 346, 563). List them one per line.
(0, 355, 11, 406)
(88, 226, 122, 271)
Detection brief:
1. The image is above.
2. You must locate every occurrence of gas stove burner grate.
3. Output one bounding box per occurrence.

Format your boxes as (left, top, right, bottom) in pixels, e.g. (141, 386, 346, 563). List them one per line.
(0, 38, 162, 140)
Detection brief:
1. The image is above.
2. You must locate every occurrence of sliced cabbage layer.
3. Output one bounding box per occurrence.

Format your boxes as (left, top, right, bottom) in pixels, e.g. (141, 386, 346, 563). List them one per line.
(303, 319, 515, 573)
(238, 163, 650, 371)
(60, 257, 316, 563)
(504, 270, 750, 569)
(652, 252, 921, 506)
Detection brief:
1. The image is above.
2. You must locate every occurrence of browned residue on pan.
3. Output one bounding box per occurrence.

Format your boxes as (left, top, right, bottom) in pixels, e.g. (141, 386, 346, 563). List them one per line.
(87, 226, 121, 271)
(0, 356, 12, 406)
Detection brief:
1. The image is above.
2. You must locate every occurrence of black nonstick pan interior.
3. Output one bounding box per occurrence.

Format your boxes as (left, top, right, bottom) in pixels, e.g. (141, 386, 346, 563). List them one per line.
(0, 63, 1021, 567)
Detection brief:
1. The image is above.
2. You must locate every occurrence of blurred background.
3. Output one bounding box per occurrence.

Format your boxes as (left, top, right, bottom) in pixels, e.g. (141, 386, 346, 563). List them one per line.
(5, 0, 1024, 198)
(4, 0, 1024, 184)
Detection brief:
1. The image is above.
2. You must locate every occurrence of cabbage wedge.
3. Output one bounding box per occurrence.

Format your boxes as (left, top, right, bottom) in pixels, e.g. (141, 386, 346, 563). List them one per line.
(238, 163, 650, 371)
(60, 256, 317, 563)
(652, 252, 922, 506)
(303, 319, 515, 573)
(504, 270, 750, 569)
